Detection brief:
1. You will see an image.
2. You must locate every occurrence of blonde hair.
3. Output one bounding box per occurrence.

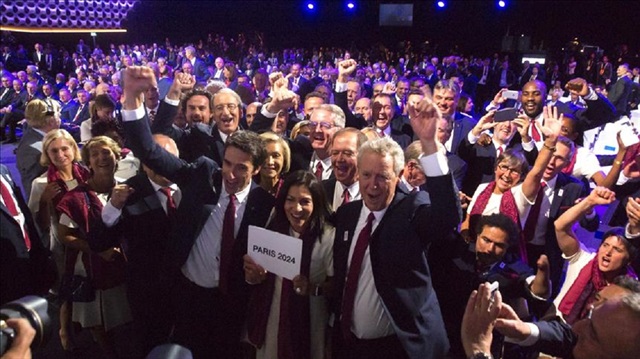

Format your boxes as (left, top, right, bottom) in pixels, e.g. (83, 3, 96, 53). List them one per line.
(25, 99, 59, 129)
(40, 129, 81, 167)
(259, 132, 291, 174)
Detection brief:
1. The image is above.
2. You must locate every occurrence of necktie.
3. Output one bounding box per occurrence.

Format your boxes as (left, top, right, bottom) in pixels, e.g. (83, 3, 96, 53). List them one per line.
(219, 194, 236, 294)
(341, 212, 375, 339)
(497, 146, 504, 157)
(523, 182, 547, 243)
(342, 188, 351, 204)
(159, 187, 176, 217)
(1, 180, 31, 250)
(148, 110, 156, 122)
(73, 104, 84, 124)
(530, 119, 541, 142)
(315, 162, 323, 180)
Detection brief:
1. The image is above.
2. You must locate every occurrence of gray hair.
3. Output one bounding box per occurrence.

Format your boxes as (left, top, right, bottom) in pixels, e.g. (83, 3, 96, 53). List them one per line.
(313, 104, 345, 128)
(621, 293, 640, 315)
(357, 137, 405, 175)
(213, 88, 242, 106)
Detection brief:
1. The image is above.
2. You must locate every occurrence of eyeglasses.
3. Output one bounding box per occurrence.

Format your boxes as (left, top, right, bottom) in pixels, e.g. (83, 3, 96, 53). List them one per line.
(497, 164, 521, 176)
(308, 121, 334, 130)
(214, 103, 238, 112)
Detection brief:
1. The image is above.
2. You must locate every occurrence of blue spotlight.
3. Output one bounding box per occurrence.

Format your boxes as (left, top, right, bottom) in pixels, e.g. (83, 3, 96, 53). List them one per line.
(307, 3, 315, 10)
(347, 2, 355, 10)
(498, 0, 506, 8)
(437, 1, 446, 8)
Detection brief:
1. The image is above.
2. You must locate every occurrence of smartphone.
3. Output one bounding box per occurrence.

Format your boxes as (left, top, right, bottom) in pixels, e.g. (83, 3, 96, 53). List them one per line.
(565, 82, 584, 93)
(489, 281, 499, 299)
(502, 90, 519, 100)
(494, 107, 519, 122)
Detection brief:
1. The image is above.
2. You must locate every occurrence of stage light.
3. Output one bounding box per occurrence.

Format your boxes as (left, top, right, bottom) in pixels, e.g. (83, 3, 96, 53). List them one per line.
(307, 3, 314, 10)
(498, 1, 506, 8)
(437, 1, 446, 8)
(347, 2, 355, 10)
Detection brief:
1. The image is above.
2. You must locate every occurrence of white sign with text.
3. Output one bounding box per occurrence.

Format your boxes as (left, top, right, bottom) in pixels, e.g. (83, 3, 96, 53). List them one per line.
(247, 226, 302, 280)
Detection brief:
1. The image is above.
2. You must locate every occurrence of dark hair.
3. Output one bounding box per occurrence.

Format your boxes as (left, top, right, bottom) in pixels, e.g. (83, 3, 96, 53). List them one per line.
(91, 94, 116, 120)
(602, 227, 638, 263)
(270, 170, 332, 239)
(91, 118, 125, 148)
(225, 130, 267, 169)
(181, 89, 214, 115)
(474, 213, 520, 247)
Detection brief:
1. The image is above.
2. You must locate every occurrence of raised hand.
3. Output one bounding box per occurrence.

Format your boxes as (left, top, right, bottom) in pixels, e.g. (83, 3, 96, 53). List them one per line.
(382, 82, 396, 95)
(338, 59, 357, 82)
(471, 110, 497, 137)
(110, 184, 135, 210)
(491, 88, 509, 106)
(411, 99, 442, 155)
(565, 77, 589, 97)
(512, 115, 531, 142)
(269, 72, 284, 88)
(585, 186, 616, 206)
(540, 105, 562, 139)
(461, 283, 503, 357)
(122, 66, 157, 110)
(626, 197, 640, 230)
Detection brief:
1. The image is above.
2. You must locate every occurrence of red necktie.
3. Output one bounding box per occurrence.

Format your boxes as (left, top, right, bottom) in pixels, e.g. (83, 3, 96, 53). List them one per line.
(530, 119, 541, 142)
(315, 162, 323, 181)
(1, 180, 31, 250)
(342, 188, 351, 205)
(159, 187, 176, 217)
(341, 212, 375, 339)
(523, 182, 547, 243)
(219, 194, 236, 294)
(497, 146, 504, 157)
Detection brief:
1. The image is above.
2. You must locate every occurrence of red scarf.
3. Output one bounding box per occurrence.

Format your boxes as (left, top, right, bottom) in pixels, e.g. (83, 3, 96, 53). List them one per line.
(559, 256, 638, 325)
(469, 181, 527, 262)
(56, 184, 126, 290)
(246, 220, 316, 359)
(46, 162, 90, 203)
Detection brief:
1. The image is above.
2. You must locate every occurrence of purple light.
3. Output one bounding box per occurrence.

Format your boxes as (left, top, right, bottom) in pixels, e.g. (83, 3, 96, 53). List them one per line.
(307, 3, 314, 10)
(347, 2, 355, 10)
(437, 1, 446, 8)
(498, 0, 506, 8)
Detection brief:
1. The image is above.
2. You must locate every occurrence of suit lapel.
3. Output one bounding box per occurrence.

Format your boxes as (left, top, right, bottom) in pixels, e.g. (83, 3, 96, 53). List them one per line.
(549, 175, 568, 218)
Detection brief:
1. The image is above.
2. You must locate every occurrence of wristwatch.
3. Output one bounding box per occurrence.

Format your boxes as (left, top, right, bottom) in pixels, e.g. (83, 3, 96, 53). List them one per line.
(469, 352, 493, 359)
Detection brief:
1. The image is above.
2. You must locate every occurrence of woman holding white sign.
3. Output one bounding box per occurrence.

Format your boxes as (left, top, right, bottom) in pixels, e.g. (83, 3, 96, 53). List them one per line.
(244, 170, 335, 359)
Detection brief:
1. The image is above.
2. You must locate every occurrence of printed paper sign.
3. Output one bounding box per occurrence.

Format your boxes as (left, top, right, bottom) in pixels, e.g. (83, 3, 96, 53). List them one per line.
(248, 226, 302, 280)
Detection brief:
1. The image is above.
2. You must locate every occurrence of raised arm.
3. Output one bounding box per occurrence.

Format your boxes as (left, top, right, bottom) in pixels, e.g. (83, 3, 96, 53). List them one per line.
(521, 106, 562, 201)
(554, 187, 616, 257)
(149, 72, 194, 136)
(589, 131, 628, 189)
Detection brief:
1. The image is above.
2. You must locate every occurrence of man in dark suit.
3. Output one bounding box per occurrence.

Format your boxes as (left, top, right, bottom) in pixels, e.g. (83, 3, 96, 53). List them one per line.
(182, 46, 207, 83)
(1, 164, 55, 305)
(608, 63, 633, 117)
(331, 100, 461, 359)
(370, 93, 411, 149)
(68, 89, 90, 127)
(121, 66, 275, 359)
(16, 99, 60, 200)
(93, 135, 181, 355)
(58, 88, 78, 123)
(151, 74, 239, 165)
(31, 43, 46, 72)
(1, 80, 42, 143)
(433, 79, 478, 155)
(334, 60, 369, 129)
(288, 63, 308, 94)
(322, 128, 367, 210)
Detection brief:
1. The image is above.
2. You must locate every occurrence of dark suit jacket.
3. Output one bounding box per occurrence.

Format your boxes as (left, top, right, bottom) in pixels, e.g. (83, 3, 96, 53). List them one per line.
(333, 90, 368, 129)
(0, 87, 15, 108)
(150, 100, 225, 165)
(450, 112, 478, 155)
(332, 174, 461, 358)
(1, 165, 53, 305)
(532, 320, 576, 358)
(187, 58, 208, 83)
(608, 76, 633, 116)
(60, 100, 80, 123)
(15, 127, 46, 199)
(124, 114, 275, 295)
(322, 178, 337, 207)
(389, 129, 412, 150)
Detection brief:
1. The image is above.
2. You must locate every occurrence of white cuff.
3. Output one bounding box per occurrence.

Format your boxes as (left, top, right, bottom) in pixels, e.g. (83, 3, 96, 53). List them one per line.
(121, 105, 146, 122)
(335, 82, 348, 93)
(467, 130, 480, 145)
(420, 152, 450, 176)
(521, 140, 535, 152)
(485, 102, 500, 112)
(504, 322, 540, 346)
(164, 97, 180, 106)
(101, 200, 122, 227)
(261, 104, 277, 118)
(626, 223, 640, 239)
(584, 88, 598, 101)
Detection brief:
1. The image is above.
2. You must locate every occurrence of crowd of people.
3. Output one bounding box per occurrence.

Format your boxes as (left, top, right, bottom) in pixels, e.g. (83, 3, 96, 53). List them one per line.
(1, 34, 640, 359)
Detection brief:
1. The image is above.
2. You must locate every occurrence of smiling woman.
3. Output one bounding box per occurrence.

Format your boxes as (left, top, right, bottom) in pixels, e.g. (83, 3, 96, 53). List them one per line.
(244, 170, 334, 359)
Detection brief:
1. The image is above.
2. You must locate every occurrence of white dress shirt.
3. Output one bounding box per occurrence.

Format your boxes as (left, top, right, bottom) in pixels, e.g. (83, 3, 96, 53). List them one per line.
(332, 181, 360, 210)
(310, 153, 333, 181)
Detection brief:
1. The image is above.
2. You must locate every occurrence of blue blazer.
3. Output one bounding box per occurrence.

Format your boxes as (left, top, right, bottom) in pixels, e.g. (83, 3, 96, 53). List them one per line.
(331, 174, 461, 358)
